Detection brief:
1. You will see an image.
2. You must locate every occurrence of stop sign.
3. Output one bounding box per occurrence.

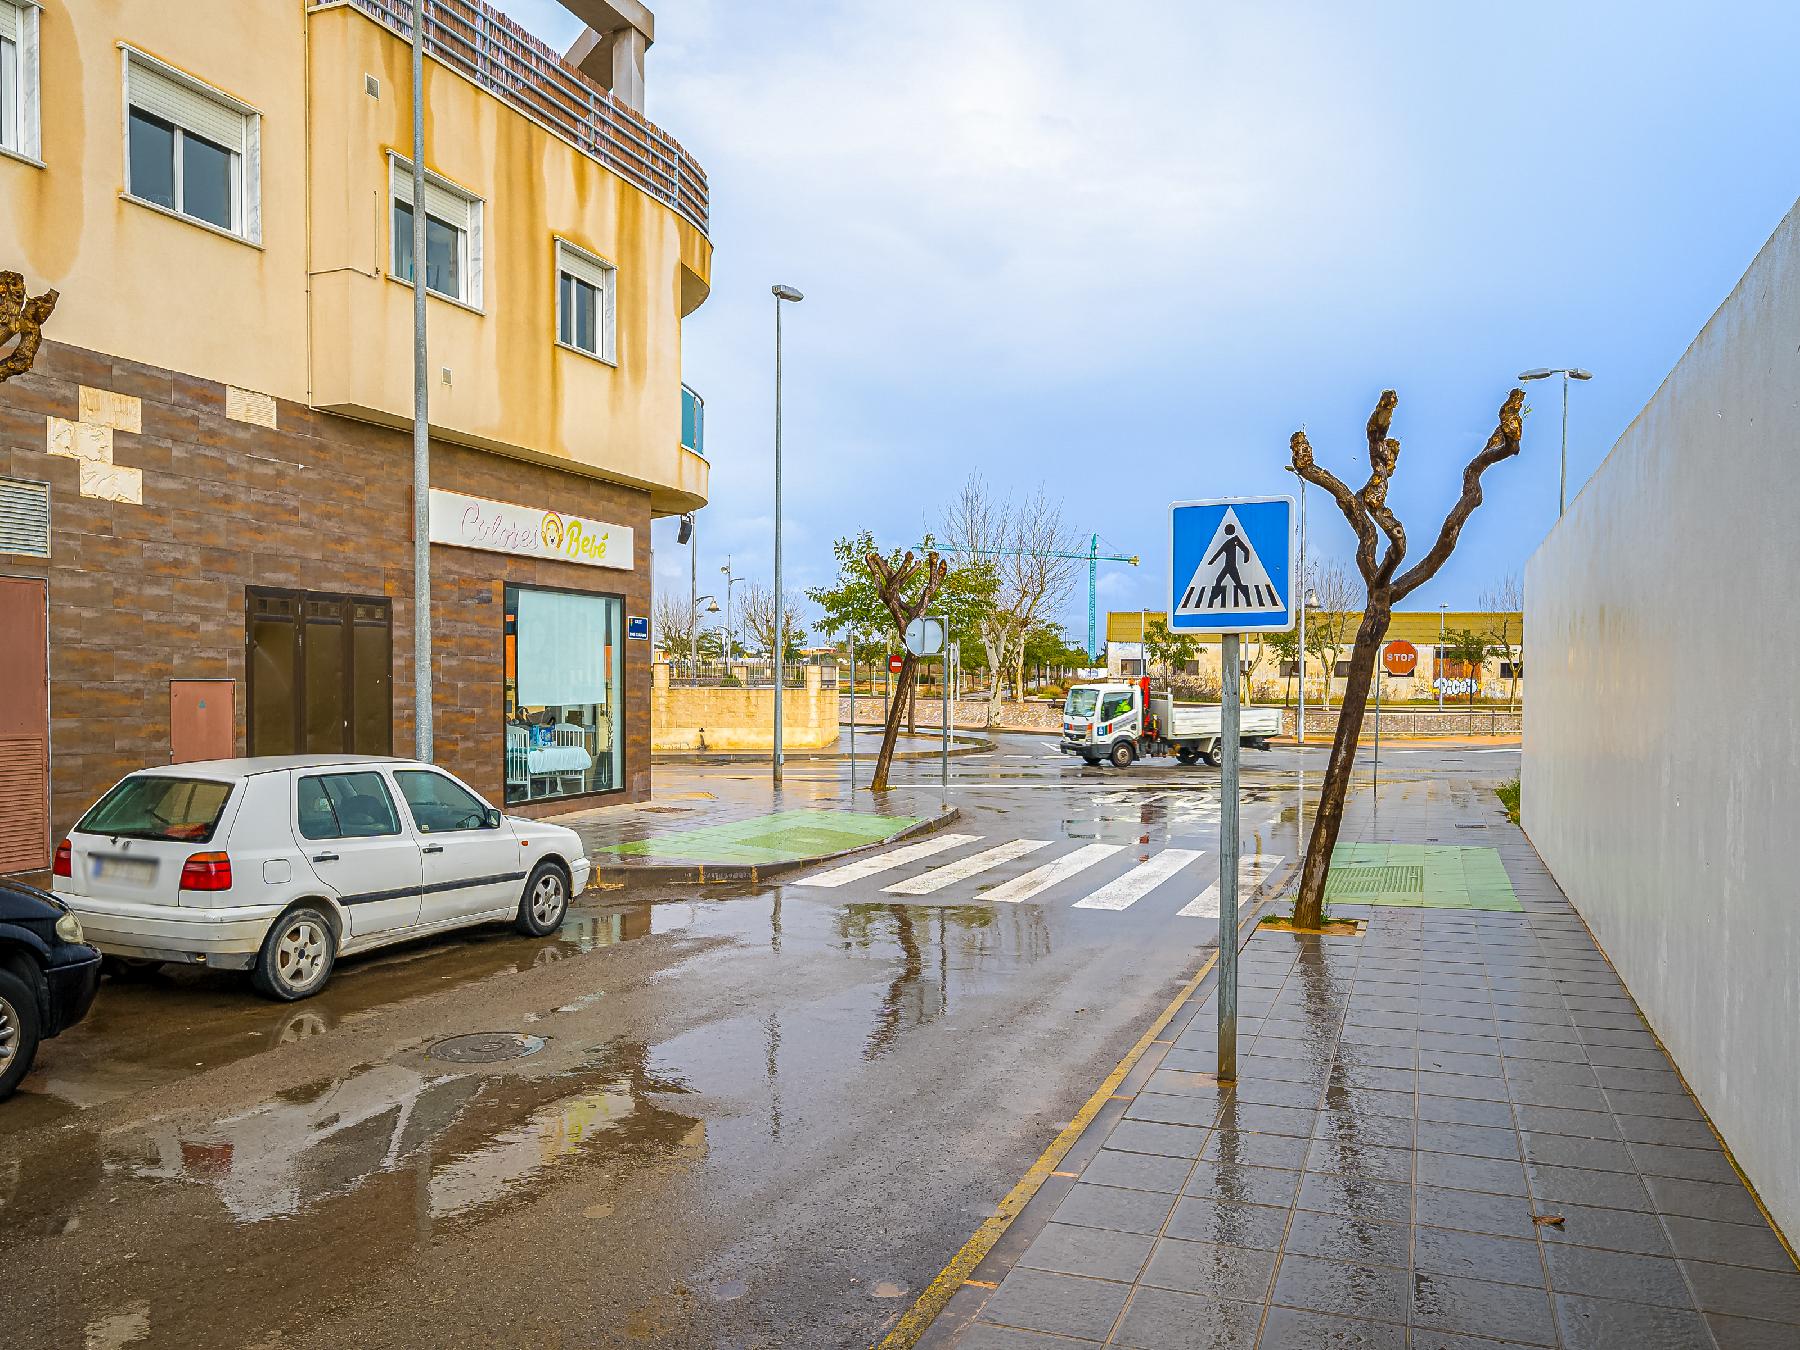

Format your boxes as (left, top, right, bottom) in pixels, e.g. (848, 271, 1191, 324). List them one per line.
(1382, 640, 1418, 677)
(888, 653, 904, 674)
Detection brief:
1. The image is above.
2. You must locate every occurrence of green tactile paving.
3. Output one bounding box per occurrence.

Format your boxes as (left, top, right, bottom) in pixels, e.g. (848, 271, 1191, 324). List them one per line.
(600, 809, 922, 865)
(1326, 844, 1522, 911)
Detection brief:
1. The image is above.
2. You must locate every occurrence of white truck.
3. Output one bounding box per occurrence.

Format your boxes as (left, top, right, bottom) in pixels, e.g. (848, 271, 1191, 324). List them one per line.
(1058, 679, 1283, 769)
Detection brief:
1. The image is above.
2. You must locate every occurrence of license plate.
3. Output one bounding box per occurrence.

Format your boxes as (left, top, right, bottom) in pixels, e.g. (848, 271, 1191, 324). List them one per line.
(93, 855, 158, 886)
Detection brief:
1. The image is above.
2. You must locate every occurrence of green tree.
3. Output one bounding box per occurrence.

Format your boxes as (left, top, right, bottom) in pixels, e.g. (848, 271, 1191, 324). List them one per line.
(1267, 628, 1301, 706)
(1442, 628, 1494, 721)
(1142, 619, 1198, 686)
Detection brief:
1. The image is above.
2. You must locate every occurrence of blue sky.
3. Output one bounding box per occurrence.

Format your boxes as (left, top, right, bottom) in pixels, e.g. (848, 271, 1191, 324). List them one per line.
(510, 0, 1800, 638)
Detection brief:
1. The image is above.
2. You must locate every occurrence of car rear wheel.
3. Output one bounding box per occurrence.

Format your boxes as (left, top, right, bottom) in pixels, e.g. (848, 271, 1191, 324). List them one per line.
(0, 967, 43, 1101)
(515, 861, 569, 937)
(252, 905, 337, 1002)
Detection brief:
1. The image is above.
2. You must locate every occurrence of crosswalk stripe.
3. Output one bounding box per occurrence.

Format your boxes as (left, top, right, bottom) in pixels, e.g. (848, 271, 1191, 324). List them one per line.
(983, 843, 1123, 904)
(1178, 854, 1286, 917)
(1071, 848, 1207, 911)
(883, 838, 1053, 896)
(794, 833, 982, 888)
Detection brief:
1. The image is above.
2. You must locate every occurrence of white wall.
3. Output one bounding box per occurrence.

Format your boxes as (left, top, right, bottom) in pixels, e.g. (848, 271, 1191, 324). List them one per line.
(1524, 200, 1800, 1242)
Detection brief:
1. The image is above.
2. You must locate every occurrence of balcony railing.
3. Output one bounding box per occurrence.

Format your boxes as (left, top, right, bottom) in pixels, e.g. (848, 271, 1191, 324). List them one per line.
(680, 383, 704, 456)
(318, 0, 708, 236)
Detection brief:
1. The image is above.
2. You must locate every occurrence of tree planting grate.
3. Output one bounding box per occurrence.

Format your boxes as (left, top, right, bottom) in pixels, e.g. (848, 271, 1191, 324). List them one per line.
(427, 1032, 546, 1064)
(1325, 865, 1425, 897)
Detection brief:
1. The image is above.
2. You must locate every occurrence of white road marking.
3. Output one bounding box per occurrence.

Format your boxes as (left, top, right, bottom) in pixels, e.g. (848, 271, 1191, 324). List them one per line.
(795, 833, 982, 888)
(1072, 848, 1207, 911)
(883, 838, 1053, 895)
(1179, 853, 1287, 917)
(983, 843, 1123, 904)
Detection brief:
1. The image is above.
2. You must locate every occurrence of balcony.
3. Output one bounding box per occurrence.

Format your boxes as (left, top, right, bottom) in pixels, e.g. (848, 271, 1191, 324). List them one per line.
(681, 384, 704, 456)
(321, 0, 708, 235)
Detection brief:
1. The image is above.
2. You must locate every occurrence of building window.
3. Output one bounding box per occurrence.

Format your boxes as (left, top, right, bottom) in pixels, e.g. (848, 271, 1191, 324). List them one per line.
(555, 239, 616, 362)
(0, 1, 41, 161)
(504, 585, 622, 804)
(123, 50, 259, 240)
(1333, 661, 1351, 678)
(391, 154, 482, 307)
(1499, 662, 1520, 679)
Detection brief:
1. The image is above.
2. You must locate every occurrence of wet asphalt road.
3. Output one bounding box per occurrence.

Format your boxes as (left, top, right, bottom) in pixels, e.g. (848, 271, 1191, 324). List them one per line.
(0, 735, 1517, 1350)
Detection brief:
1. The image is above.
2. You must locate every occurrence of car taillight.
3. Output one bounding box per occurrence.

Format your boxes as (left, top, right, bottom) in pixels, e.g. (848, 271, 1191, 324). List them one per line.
(179, 852, 233, 891)
(53, 838, 72, 878)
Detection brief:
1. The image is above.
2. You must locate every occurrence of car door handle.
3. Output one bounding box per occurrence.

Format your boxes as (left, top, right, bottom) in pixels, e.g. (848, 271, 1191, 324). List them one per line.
(312, 853, 340, 863)
(421, 844, 444, 855)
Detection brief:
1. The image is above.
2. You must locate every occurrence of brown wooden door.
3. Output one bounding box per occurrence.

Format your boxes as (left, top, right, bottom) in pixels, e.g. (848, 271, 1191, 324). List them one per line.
(0, 577, 50, 873)
(171, 680, 236, 763)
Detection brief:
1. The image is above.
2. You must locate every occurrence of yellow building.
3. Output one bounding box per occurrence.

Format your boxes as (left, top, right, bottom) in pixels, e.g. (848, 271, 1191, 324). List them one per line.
(0, 0, 711, 865)
(1104, 610, 1526, 703)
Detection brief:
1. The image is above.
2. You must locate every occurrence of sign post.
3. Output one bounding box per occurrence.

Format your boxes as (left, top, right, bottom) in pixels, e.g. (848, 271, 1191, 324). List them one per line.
(848, 634, 857, 788)
(1169, 496, 1295, 1083)
(940, 612, 950, 790)
(1376, 641, 1416, 804)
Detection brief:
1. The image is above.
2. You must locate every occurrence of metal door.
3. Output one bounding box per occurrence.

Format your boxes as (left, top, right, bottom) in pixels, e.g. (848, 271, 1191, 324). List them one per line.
(0, 577, 50, 873)
(171, 680, 235, 763)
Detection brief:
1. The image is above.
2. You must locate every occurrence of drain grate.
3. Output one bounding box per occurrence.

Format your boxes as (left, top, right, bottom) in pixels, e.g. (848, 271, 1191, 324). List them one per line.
(427, 1032, 546, 1064)
(1325, 865, 1424, 897)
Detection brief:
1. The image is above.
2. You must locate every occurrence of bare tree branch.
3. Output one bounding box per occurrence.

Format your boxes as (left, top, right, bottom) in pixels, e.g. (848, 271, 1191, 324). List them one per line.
(1291, 430, 1379, 581)
(1392, 389, 1526, 598)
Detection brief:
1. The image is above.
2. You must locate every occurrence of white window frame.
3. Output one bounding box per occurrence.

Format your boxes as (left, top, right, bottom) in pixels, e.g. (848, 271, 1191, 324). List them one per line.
(553, 238, 617, 365)
(0, 0, 42, 164)
(119, 46, 261, 243)
(388, 153, 484, 312)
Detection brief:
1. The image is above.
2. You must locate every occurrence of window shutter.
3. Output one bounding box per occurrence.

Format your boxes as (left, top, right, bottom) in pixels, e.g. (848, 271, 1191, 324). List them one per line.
(391, 156, 472, 233)
(128, 56, 246, 154)
(0, 476, 50, 558)
(556, 242, 612, 292)
(0, 3, 19, 44)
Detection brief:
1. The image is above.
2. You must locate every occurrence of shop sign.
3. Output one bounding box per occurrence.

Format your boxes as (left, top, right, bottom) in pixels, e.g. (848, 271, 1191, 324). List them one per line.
(428, 489, 634, 570)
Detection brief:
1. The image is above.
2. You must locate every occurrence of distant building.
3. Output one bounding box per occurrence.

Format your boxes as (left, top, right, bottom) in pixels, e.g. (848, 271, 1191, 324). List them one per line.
(0, 0, 712, 869)
(1103, 611, 1524, 702)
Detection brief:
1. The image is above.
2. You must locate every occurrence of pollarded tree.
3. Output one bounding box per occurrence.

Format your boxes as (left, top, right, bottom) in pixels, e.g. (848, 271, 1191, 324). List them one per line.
(1289, 388, 1524, 928)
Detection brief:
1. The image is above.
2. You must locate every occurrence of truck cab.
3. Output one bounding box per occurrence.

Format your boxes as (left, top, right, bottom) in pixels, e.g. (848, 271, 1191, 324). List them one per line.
(1061, 681, 1147, 768)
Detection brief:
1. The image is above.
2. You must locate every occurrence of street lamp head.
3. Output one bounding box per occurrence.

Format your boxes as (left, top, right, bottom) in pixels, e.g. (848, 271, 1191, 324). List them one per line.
(771, 284, 804, 303)
(705, 601, 720, 614)
(1569, 368, 1594, 381)
(1305, 590, 1319, 609)
(1517, 368, 1554, 381)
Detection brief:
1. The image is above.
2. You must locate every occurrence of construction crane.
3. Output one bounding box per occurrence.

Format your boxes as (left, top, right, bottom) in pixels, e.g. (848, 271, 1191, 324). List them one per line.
(929, 535, 1139, 662)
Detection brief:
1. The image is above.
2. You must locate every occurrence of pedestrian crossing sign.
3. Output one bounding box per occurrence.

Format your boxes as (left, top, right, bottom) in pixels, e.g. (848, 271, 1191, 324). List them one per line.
(1169, 496, 1295, 634)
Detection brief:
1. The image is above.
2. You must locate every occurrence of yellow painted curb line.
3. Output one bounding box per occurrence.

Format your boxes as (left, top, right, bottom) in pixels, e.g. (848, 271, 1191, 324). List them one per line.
(875, 949, 1220, 1350)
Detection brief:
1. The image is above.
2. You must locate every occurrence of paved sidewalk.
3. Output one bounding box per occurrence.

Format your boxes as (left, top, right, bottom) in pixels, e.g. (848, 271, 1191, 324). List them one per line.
(550, 763, 956, 883)
(926, 776, 1799, 1349)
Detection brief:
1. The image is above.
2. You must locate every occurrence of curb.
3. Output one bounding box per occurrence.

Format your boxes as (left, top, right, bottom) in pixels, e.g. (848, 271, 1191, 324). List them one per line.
(587, 806, 963, 888)
(653, 734, 997, 765)
(889, 856, 1301, 1350)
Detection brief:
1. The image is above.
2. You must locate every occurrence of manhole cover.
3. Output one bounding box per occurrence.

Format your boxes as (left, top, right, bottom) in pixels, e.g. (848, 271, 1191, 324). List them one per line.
(1325, 865, 1424, 897)
(427, 1032, 546, 1064)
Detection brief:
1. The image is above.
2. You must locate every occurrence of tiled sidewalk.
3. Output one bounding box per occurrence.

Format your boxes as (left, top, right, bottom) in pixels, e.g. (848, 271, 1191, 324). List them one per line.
(939, 778, 1800, 1349)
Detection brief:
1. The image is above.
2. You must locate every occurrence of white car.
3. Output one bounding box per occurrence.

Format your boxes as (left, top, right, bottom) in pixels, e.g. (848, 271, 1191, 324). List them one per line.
(52, 756, 592, 1001)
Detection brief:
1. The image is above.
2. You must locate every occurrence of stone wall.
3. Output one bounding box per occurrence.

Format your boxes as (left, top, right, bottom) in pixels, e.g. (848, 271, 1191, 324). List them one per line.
(1281, 705, 1521, 739)
(839, 695, 1063, 732)
(654, 666, 839, 752)
(0, 338, 655, 844)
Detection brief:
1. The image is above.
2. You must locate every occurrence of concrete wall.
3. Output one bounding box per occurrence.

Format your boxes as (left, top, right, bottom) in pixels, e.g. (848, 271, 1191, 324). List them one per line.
(652, 666, 839, 753)
(1524, 200, 1800, 1241)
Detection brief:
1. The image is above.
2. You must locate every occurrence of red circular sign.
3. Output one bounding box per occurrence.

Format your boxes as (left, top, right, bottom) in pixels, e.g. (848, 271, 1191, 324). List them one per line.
(1382, 641, 1418, 677)
(888, 653, 904, 674)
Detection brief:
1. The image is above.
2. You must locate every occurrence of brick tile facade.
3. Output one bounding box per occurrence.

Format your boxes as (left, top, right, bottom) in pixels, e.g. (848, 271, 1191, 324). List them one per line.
(0, 339, 655, 844)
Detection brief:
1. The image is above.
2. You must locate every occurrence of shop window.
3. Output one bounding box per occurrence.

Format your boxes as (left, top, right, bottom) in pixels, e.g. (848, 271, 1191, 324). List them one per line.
(1, 0, 41, 162)
(123, 49, 260, 240)
(555, 239, 616, 363)
(504, 585, 622, 804)
(391, 154, 482, 307)
(247, 588, 391, 756)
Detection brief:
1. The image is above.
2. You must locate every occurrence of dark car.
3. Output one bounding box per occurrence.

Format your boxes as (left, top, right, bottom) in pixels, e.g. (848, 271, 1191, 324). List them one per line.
(0, 878, 102, 1100)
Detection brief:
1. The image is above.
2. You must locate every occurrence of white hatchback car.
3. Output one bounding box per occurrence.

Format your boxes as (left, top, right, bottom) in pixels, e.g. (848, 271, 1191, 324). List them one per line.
(52, 756, 593, 1000)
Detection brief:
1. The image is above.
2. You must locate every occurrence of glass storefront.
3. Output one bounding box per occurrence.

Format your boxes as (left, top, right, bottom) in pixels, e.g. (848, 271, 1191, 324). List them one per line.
(502, 585, 623, 805)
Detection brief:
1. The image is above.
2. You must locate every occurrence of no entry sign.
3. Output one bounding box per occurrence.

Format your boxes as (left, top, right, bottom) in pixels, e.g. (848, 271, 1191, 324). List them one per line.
(888, 653, 904, 674)
(1383, 640, 1418, 677)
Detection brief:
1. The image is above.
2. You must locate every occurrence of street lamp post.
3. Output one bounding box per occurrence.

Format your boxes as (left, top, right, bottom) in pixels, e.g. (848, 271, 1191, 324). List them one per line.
(1284, 467, 1309, 743)
(771, 284, 804, 788)
(409, 0, 433, 761)
(690, 594, 720, 685)
(720, 558, 740, 668)
(1518, 367, 1593, 516)
(1438, 603, 1448, 711)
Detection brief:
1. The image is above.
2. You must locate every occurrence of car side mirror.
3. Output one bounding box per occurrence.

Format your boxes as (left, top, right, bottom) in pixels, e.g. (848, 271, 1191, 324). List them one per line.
(484, 806, 503, 829)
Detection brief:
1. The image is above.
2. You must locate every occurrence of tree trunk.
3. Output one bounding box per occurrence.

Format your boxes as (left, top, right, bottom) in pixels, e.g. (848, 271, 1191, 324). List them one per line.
(1293, 602, 1392, 928)
(871, 654, 920, 791)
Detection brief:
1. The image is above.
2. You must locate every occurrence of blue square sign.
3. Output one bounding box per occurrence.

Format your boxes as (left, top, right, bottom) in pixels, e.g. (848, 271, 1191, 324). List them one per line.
(627, 614, 650, 640)
(1169, 496, 1295, 634)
